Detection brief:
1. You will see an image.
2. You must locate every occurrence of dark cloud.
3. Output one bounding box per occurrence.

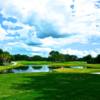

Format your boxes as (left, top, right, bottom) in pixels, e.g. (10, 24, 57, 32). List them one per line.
(26, 41, 42, 46)
(7, 17, 17, 23)
(0, 13, 18, 25)
(35, 22, 70, 38)
(70, 4, 75, 9)
(36, 21, 63, 38)
(24, 14, 71, 39)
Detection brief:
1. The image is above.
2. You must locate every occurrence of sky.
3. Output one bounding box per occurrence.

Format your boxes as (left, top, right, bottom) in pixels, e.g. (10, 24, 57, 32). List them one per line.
(0, 0, 100, 57)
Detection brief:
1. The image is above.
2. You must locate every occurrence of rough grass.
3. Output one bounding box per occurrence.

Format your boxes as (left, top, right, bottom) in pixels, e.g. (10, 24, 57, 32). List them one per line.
(0, 72, 100, 100)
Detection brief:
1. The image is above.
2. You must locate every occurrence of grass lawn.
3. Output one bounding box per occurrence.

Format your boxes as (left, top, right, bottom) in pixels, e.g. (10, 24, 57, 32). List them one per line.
(0, 72, 100, 100)
(0, 61, 100, 99)
(17, 61, 87, 66)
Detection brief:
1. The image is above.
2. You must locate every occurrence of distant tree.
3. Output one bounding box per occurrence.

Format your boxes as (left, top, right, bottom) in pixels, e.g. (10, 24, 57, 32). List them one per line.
(0, 49, 3, 54)
(64, 54, 78, 61)
(49, 51, 65, 62)
(31, 55, 44, 61)
(95, 55, 100, 63)
(0, 49, 3, 65)
(58, 54, 65, 62)
(13, 54, 29, 61)
(81, 55, 93, 63)
(49, 51, 59, 62)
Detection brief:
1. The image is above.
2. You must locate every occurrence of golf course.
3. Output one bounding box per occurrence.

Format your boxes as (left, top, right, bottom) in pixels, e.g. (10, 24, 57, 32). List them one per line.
(0, 0, 100, 99)
(0, 61, 100, 100)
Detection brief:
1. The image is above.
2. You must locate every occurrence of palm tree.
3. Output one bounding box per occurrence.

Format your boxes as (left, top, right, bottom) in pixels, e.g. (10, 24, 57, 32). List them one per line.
(0, 52, 12, 65)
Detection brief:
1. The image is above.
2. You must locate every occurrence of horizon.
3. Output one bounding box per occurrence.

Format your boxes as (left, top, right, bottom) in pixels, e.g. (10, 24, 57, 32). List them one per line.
(0, 0, 100, 57)
(0, 48, 99, 58)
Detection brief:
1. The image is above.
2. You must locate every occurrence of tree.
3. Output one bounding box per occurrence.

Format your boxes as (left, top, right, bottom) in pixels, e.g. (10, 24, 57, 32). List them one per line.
(49, 51, 59, 62)
(0, 51, 12, 65)
(95, 55, 100, 63)
(31, 55, 44, 61)
(49, 51, 65, 62)
(81, 55, 93, 63)
(64, 54, 78, 61)
(0, 49, 3, 65)
(13, 54, 29, 61)
(0, 49, 3, 54)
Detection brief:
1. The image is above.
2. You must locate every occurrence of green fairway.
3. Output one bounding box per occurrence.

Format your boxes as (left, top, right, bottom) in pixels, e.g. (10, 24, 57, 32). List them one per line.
(0, 72, 100, 100)
(17, 61, 87, 66)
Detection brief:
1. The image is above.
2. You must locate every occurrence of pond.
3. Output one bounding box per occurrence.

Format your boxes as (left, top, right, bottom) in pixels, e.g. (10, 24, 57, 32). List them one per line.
(0, 65, 85, 74)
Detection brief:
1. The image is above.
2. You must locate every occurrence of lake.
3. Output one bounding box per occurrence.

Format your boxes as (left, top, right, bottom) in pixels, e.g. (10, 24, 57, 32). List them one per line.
(0, 65, 85, 74)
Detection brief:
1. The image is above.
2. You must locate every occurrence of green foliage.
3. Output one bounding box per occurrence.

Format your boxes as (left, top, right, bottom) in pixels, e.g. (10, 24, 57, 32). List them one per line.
(48, 50, 77, 62)
(49, 51, 61, 61)
(0, 48, 100, 64)
(13, 54, 29, 61)
(30, 55, 44, 61)
(95, 54, 100, 63)
(64, 54, 78, 61)
(0, 50, 12, 65)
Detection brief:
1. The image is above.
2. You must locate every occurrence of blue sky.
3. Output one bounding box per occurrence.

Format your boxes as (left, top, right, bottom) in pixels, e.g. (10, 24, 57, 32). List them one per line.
(0, 0, 100, 57)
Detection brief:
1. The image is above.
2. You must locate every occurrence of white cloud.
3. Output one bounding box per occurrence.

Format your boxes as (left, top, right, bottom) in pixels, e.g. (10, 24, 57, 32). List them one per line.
(61, 48, 99, 57)
(0, 0, 100, 57)
(1, 0, 100, 37)
(41, 35, 88, 49)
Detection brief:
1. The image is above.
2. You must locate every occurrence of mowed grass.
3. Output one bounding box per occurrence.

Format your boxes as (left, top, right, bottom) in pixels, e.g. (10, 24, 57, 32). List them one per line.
(0, 61, 100, 100)
(0, 72, 100, 100)
(17, 61, 100, 68)
(17, 61, 87, 66)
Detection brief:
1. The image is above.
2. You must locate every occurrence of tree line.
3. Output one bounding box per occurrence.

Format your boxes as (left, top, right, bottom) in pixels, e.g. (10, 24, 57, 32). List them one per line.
(0, 49, 100, 65)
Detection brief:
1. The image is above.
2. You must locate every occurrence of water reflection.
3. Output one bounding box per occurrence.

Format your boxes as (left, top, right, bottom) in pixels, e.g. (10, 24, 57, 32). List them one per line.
(70, 66, 84, 69)
(0, 65, 85, 74)
(12, 65, 50, 73)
